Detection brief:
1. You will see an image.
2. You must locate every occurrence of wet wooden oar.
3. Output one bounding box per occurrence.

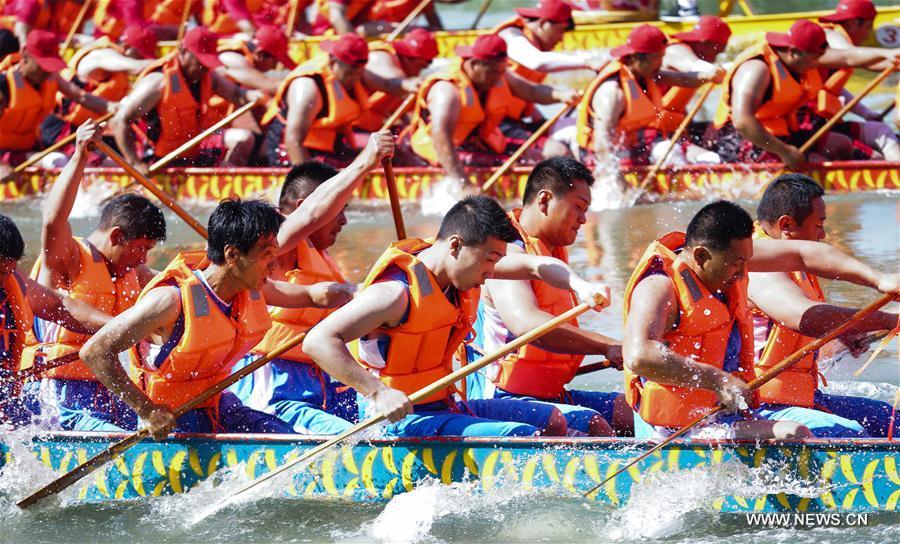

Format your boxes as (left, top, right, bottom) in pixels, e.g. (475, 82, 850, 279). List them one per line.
(147, 99, 260, 174)
(0, 112, 113, 183)
(223, 295, 605, 504)
(176, 0, 193, 44)
(16, 332, 308, 509)
(481, 104, 573, 192)
(635, 82, 715, 194)
(582, 292, 895, 499)
(386, 0, 432, 41)
(380, 93, 416, 132)
(285, 0, 301, 38)
(61, 0, 93, 53)
(382, 158, 407, 239)
(470, 0, 492, 30)
(575, 359, 615, 376)
(14, 352, 81, 382)
(94, 141, 208, 238)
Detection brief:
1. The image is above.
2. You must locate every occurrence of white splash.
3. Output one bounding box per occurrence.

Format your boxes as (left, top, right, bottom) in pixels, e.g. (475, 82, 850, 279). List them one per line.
(419, 177, 469, 217)
(68, 179, 121, 219)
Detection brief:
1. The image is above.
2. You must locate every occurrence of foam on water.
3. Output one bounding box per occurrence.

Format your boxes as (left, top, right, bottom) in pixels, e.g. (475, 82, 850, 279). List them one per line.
(67, 179, 121, 219)
(0, 426, 69, 514)
(419, 178, 468, 217)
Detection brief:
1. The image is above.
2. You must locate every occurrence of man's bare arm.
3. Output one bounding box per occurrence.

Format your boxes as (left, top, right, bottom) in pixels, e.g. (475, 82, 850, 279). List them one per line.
(284, 77, 322, 164)
(427, 81, 467, 180)
(492, 252, 611, 308)
(111, 73, 165, 167)
(589, 80, 624, 156)
(56, 76, 113, 114)
(76, 49, 152, 79)
(261, 279, 356, 309)
(327, 1, 355, 34)
(23, 273, 111, 334)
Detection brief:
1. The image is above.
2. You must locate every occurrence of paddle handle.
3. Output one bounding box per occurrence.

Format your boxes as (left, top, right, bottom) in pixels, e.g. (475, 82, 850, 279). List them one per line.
(637, 82, 715, 193)
(61, 0, 92, 53)
(380, 94, 416, 132)
(470, 0, 492, 30)
(386, 0, 432, 41)
(481, 104, 573, 192)
(229, 297, 604, 499)
(148, 99, 260, 173)
(382, 158, 407, 240)
(575, 360, 615, 376)
(14, 352, 81, 381)
(95, 141, 209, 239)
(176, 0, 193, 44)
(285, 0, 300, 37)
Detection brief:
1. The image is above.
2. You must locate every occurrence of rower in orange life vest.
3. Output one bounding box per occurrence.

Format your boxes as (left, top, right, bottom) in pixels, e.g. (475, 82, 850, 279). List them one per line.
(40, 26, 158, 154)
(204, 0, 309, 37)
(80, 198, 358, 438)
(263, 33, 372, 167)
(0, 214, 112, 426)
(623, 200, 900, 440)
(2, 0, 89, 45)
(229, 133, 394, 434)
(0, 31, 114, 171)
(713, 19, 888, 168)
(217, 24, 297, 96)
(110, 27, 263, 176)
(813, 0, 900, 161)
(313, 0, 456, 37)
(493, 0, 601, 158)
(574, 25, 719, 174)
(354, 28, 439, 133)
(406, 34, 580, 186)
(22, 120, 166, 432)
(303, 196, 611, 438)
(92, 0, 198, 41)
(467, 157, 633, 437)
(748, 174, 899, 437)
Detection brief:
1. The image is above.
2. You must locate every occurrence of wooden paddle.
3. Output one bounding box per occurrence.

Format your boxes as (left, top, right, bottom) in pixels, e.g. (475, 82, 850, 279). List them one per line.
(382, 158, 407, 239)
(222, 295, 604, 504)
(147, 99, 261, 174)
(285, 0, 301, 38)
(876, 102, 894, 120)
(0, 112, 114, 183)
(635, 82, 715, 195)
(380, 93, 416, 132)
(386, 0, 433, 41)
(575, 359, 616, 376)
(94, 141, 209, 238)
(470, 0, 492, 30)
(582, 292, 895, 499)
(16, 332, 309, 509)
(61, 0, 93, 54)
(176, 0, 193, 44)
(481, 104, 573, 192)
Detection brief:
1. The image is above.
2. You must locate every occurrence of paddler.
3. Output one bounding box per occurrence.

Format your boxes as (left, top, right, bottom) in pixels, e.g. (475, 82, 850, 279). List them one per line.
(405, 33, 580, 185)
(313, 0, 455, 37)
(0, 31, 114, 170)
(3, 0, 90, 44)
(80, 197, 358, 438)
(623, 200, 899, 440)
(575, 24, 720, 170)
(92, 0, 195, 41)
(217, 24, 297, 95)
(814, 0, 900, 161)
(749, 174, 899, 437)
(203, 0, 301, 37)
(23, 120, 166, 432)
(263, 33, 372, 166)
(0, 214, 112, 426)
(712, 19, 892, 167)
(466, 157, 632, 437)
(110, 27, 263, 174)
(302, 196, 611, 438)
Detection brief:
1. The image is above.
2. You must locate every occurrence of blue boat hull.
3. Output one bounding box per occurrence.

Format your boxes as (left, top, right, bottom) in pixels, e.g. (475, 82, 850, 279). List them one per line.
(1, 433, 898, 512)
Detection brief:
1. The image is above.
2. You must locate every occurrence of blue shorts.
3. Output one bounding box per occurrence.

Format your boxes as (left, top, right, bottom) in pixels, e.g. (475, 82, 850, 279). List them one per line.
(493, 388, 619, 433)
(229, 356, 357, 435)
(359, 397, 540, 437)
(170, 391, 294, 434)
(758, 390, 896, 438)
(39, 378, 137, 432)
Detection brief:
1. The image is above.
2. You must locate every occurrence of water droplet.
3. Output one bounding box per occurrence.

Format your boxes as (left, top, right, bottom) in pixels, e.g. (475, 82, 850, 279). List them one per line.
(703, 309, 711, 316)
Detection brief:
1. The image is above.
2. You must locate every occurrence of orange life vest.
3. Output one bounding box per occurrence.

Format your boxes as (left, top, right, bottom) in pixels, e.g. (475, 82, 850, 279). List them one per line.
(263, 56, 370, 152)
(814, 23, 855, 118)
(137, 54, 222, 158)
(21, 238, 140, 380)
(252, 240, 346, 362)
(61, 36, 131, 126)
(356, 238, 479, 404)
(151, 0, 199, 25)
(0, 64, 59, 150)
(204, 0, 276, 34)
(493, 17, 549, 121)
(92, 0, 155, 39)
(622, 232, 756, 428)
(407, 60, 513, 165)
(751, 225, 823, 408)
(1, 272, 33, 379)
(30, 0, 85, 36)
(714, 41, 823, 136)
(576, 60, 681, 151)
(355, 40, 406, 132)
(128, 251, 271, 410)
(491, 210, 584, 398)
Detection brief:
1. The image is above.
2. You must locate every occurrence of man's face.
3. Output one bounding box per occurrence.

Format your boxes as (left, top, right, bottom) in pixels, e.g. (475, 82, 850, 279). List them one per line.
(539, 179, 591, 248)
(398, 55, 432, 77)
(843, 18, 873, 46)
(784, 47, 824, 74)
(533, 19, 568, 50)
(231, 234, 280, 290)
(254, 50, 278, 72)
(20, 52, 51, 85)
(467, 58, 507, 91)
(178, 49, 207, 81)
(448, 235, 507, 292)
(331, 58, 366, 86)
(107, 231, 158, 272)
(309, 208, 347, 250)
(786, 197, 827, 242)
(626, 51, 664, 79)
(695, 236, 753, 293)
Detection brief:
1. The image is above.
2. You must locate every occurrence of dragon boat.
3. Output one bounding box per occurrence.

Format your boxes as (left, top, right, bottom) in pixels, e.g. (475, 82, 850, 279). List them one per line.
(2, 160, 898, 203)
(0, 432, 897, 513)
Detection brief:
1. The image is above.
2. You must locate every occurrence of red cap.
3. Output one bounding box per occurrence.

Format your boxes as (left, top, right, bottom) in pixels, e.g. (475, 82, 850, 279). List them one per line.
(766, 19, 828, 54)
(321, 33, 369, 66)
(255, 25, 296, 69)
(672, 15, 732, 45)
(121, 26, 158, 59)
(611, 24, 668, 58)
(25, 30, 66, 72)
(456, 33, 507, 61)
(392, 28, 438, 60)
(182, 27, 223, 69)
(820, 0, 877, 23)
(515, 0, 574, 28)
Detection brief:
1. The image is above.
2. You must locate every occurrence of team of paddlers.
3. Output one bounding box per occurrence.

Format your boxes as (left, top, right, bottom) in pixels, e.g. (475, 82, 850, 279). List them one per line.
(0, 0, 898, 441)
